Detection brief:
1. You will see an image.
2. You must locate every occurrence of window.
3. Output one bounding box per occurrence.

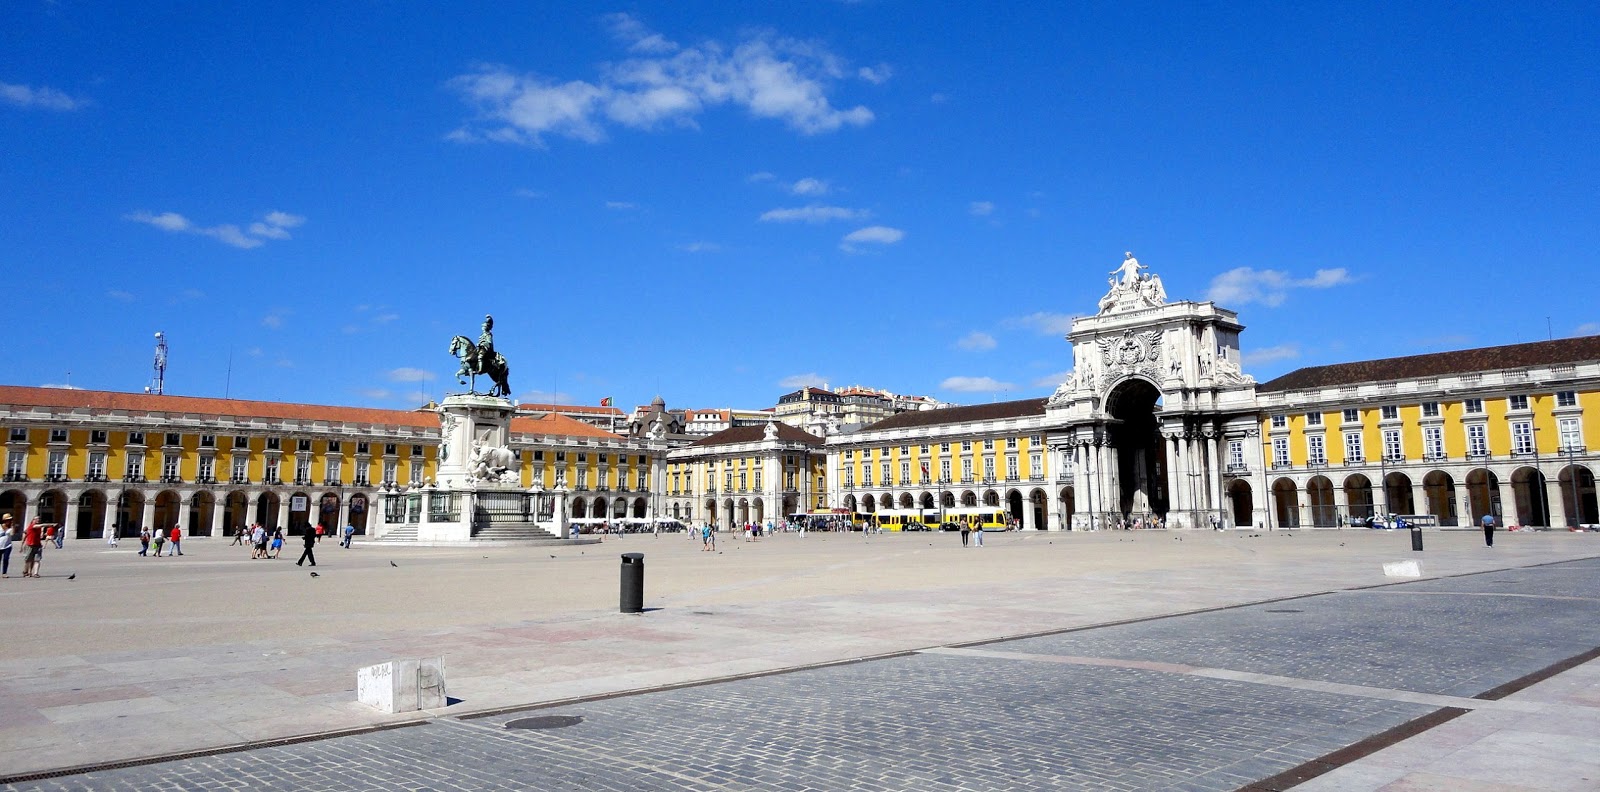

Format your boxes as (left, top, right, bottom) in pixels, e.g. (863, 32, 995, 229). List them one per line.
(844, 469, 855, 487)
(297, 439, 312, 452)
(1342, 409, 1359, 423)
(753, 470, 762, 490)
(328, 440, 341, 453)
(91, 430, 108, 444)
(1272, 437, 1289, 467)
(295, 457, 311, 483)
(1464, 398, 1484, 414)
(533, 450, 544, 461)
(200, 434, 216, 448)
(357, 442, 369, 455)
(233, 436, 249, 449)
(162, 453, 180, 480)
(1006, 437, 1017, 448)
(1422, 402, 1440, 418)
(1510, 422, 1533, 455)
(962, 459, 973, 480)
(1228, 440, 1244, 468)
(1344, 432, 1363, 461)
(577, 453, 587, 464)
(1424, 426, 1444, 458)
(126, 452, 144, 479)
(1030, 435, 1042, 444)
(899, 461, 910, 483)
(880, 462, 891, 483)
(232, 457, 248, 482)
(1383, 429, 1403, 461)
(165, 433, 181, 447)
(6, 450, 25, 477)
(1307, 435, 1326, 465)
(47, 451, 66, 478)
(961, 441, 972, 451)
(129, 431, 146, 446)
(198, 456, 215, 481)
(8, 427, 26, 442)
(599, 453, 608, 463)
(89, 452, 107, 479)
(325, 458, 342, 484)
(983, 439, 994, 450)
(940, 443, 950, 452)
(382, 460, 397, 484)
(940, 459, 951, 481)
(263, 458, 279, 483)
(638, 469, 648, 490)
(1030, 452, 1041, 477)
(1559, 417, 1582, 450)
(266, 437, 281, 450)
(983, 457, 995, 480)
(1270, 414, 1286, 429)
(1006, 457, 1019, 480)
(1468, 424, 1489, 457)
(411, 445, 423, 456)
(1508, 395, 1529, 411)
(861, 466, 872, 486)
(1305, 413, 1323, 426)
(598, 467, 609, 489)
(408, 463, 422, 486)
(49, 429, 68, 443)
(1380, 406, 1398, 420)
(899, 445, 908, 455)
(1556, 391, 1577, 407)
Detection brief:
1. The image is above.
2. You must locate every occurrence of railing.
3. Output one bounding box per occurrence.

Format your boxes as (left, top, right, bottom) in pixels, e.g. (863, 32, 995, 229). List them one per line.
(1343, 456, 1364, 465)
(230, 477, 250, 485)
(475, 491, 535, 522)
(427, 493, 460, 522)
(160, 475, 183, 484)
(1225, 464, 1250, 475)
(44, 473, 69, 482)
(85, 474, 109, 483)
(1028, 474, 1044, 482)
(322, 479, 343, 487)
(195, 476, 217, 485)
(1271, 462, 1292, 470)
(353, 477, 369, 487)
(1306, 460, 1328, 469)
(123, 474, 147, 484)
(1056, 471, 1074, 483)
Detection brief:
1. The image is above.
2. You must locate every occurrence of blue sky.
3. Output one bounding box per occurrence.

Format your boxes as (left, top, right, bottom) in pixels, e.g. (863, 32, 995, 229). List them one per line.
(3, 3, 1596, 413)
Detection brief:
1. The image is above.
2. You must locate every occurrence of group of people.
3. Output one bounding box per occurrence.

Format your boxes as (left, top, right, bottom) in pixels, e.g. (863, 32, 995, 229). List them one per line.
(135, 524, 185, 557)
(0, 512, 51, 578)
(230, 523, 355, 566)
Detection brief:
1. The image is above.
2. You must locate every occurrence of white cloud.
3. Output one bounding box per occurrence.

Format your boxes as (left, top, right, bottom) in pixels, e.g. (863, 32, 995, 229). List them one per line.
(679, 241, 721, 253)
(1575, 322, 1600, 336)
(1206, 266, 1353, 307)
(359, 388, 393, 400)
(1006, 311, 1078, 335)
(127, 209, 302, 249)
(759, 205, 868, 223)
(1032, 371, 1071, 388)
(746, 171, 776, 183)
(790, 177, 828, 196)
(374, 313, 400, 324)
(519, 389, 575, 404)
(968, 201, 994, 216)
(448, 16, 873, 145)
(245, 347, 263, 357)
(778, 373, 829, 389)
(940, 376, 1015, 393)
(857, 64, 892, 85)
(40, 383, 83, 390)
(605, 201, 637, 210)
(107, 289, 135, 302)
(839, 225, 904, 252)
(513, 188, 545, 199)
(930, 92, 948, 104)
(0, 81, 86, 111)
(1242, 344, 1300, 366)
(387, 367, 436, 382)
(261, 308, 291, 328)
(956, 331, 996, 351)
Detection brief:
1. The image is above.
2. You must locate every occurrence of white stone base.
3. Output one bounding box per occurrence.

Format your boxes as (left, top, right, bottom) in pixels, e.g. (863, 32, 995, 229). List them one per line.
(357, 656, 447, 713)
(1382, 560, 1422, 578)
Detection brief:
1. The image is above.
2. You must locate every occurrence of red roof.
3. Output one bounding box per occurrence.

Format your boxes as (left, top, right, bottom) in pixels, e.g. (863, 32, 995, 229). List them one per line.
(0, 386, 439, 429)
(511, 413, 625, 440)
(516, 402, 624, 417)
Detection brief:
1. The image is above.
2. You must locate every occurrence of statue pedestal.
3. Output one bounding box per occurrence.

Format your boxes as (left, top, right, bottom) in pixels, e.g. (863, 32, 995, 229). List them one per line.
(437, 394, 518, 489)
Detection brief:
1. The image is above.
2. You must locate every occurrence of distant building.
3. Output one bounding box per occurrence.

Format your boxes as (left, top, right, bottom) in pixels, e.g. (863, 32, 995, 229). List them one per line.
(665, 421, 827, 526)
(773, 384, 948, 436)
(683, 407, 774, 437)
(516, 402, 626, 433)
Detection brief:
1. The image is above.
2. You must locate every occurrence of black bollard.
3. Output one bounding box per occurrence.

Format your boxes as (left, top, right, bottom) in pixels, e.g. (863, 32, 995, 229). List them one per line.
(1410, 523, 1424, 552)
(620, 552, 645, 613)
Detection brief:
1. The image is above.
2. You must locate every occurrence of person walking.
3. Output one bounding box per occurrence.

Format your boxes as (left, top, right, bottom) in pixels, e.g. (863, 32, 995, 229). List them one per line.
(1482, 512, 1496, 547)
(296, 527, 317, 567)
(250, 524, 266, 559)
(21, 517, 45, 578)
(341, 523, 355, 548)
(959, 520, 971, 548)
(52, 522, 65, 549)
(169, 523, 183, 556)
(230, 526, 246, 547)
(270, 528, 284, 559)
(139, 526, 151, 556)
(105, 522, 119, 547)
(151, 526, 165, 557)
(0, 513, 14, 577)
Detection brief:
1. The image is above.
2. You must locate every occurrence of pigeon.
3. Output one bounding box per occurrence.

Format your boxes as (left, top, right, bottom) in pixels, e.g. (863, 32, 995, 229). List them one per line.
(67, 573, 76, 580)
(1339, 543, 1345, 547)
(390, 561, 398, 568)
(309, 572, 320, 577)
(549, 554, 556, 558)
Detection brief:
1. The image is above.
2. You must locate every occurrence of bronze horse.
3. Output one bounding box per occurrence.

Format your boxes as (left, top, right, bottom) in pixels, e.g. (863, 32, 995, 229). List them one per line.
(448, 335, 511, 397)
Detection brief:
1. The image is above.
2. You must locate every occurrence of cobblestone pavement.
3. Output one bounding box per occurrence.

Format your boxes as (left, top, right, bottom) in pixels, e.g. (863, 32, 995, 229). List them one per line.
(9, 558, 1597, 791)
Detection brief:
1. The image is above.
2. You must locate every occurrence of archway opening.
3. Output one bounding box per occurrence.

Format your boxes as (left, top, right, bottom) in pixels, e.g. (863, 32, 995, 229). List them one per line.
(1559, 465, 1597, 526)
(1423, 471, 1459, 526)
(75, 490, 107, 539)
(1465, 469, 1501, 525)
(1306, 476, 1336, 527)
(1511, 467, 1549, 527)
(1342, 474, 1374, 522)
(1105, 378, 1167, 518)
(1227, 480, 1252, 528)
(1271, 478, 1299, 528)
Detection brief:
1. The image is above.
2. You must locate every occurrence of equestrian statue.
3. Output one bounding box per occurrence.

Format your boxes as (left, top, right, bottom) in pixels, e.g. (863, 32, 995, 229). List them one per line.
(448, 314, 512, 397)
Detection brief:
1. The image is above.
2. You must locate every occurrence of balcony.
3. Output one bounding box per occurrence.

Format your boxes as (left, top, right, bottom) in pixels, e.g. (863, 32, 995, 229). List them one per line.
(1270, 462, 1293, 470)
(1028, 473, 1045, 482)
(84, 473, 109, 483)
(230, 477, 250, 485)
(1056, 471, 1074, 483)
(321, 479, 343, 487)
(1342, 456, 1365, 466)
(195, 476, 217, 485)
(1225, 463, 1250, 476)
(353, 477, 370, 487)
(3, 472, 29, 483)
(1306, 460, 1328, 469)
(44, 473, 69, 483)
(294, 476, 312, 486)
(159, 475, 184, 484)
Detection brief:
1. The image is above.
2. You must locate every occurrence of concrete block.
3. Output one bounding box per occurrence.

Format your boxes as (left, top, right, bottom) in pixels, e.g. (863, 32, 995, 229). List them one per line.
(358, 656, 447, 713)
(1382, 560, 1422, 578)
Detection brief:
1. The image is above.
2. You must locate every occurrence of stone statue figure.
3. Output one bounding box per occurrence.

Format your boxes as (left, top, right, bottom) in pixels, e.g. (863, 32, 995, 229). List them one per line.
(467, 444, 518, 484)
(448, 313, 512, 397)
(1097, 252, 1168, 315)
(1111, 252, 1146, 287)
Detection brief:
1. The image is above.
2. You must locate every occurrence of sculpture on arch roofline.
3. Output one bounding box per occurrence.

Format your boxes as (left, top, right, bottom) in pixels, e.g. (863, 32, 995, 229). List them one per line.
(1097, 251, 1167, 315)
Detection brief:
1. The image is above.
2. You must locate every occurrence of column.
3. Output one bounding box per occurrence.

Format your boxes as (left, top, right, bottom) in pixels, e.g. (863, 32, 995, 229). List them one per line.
(211, 503, 225, 536)
(337, 497, 351, 530)
(64, 488, 82, 538)
(275, 495, 289, 532)
(1206, 432, 1223, 517)
(1491, 477, 1510, 522)
(1410, 483, 1426, 519)
(140, 497, 155, 533)
(1167, 434, 1187, 517)
(1546, 478, 1569, 528)
(102, 502, 118, 539)
(1333, 482, 1350, 524)
(176, 498, 191, 533)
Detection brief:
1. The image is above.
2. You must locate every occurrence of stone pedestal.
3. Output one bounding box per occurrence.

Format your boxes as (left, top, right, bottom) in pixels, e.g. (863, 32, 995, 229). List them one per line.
(357, 657, 447, 713)
(437, 394, 518, 490)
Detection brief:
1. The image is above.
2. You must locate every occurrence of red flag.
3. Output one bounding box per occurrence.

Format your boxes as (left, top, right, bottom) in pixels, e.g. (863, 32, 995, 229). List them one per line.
(600, 397, 612, 407)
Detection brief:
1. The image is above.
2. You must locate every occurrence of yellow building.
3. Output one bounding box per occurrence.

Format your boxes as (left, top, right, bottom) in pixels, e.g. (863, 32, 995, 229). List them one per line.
(665, 421, 826, 526)
(0, 387, 663, 539)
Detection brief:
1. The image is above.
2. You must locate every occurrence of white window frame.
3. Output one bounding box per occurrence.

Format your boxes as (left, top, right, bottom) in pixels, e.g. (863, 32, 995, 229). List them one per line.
(983, 457, 995, 480)
(264, 458, 279, 483)
(1510, 421, 1534, 455)
(1306, 435, 1326, 465)
(47, 450, 66, 478)
(940, 459, 951, 481)
(198, 455, 215, 481)
(1464, 398, 1484, 414)
(1272, 437, 1289, 467)
(1556, 391, 1577, 408)
(1508, 395, 1529, 411)
(89, 451, 107, 479)
(1467, 424, 1488, 457)
(1343, 432, 1363, 462)
(1383, 429, 1403, 461)
(6, 450, 25, 476)
(1305, 412, 1323, 426)
(162, 453, 181, 480)
(325, 458, 341, 484)
(1380, 405, 1399, 420)
(233, 456, 249, 482)
(1423, 427, 1444, 459)
(1006, 457, 1019, 481)
(1422, 402, 1441, 418)
(1228, 440, 1244, 468)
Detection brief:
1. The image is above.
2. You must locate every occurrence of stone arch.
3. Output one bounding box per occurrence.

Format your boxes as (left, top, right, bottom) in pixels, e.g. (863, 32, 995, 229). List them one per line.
(1510, 466, 1549, 527)
(1059, 486, 1075, 528)
(1465, 468, 1501, 525)
(1271, 477, 1300, 528)
(843, 494, 857, 511)
(1227, 480, 1252, 528)
(348, 493, 369, 534)
(862, 494, 877, 513)
(190, 490, 216, 536)
(1305, 476, 1336, 527)
(1341, 473, 1374, 521)
(632, 497, 647, 519)
(75, 489, 108, 539)
(572, 498, 588, 519)
(961, 490, 977, 507)
(753, 497, 764, 523)
(941, 491, 956, 508)
(287, 491, 311, 533)
(254, 491, 279, 530)
(221, 490, 247, 536)
(36, 489, 68, 526)
(1558, 463, 1597, 527)
(919, 492, 934, 509)
(316, 492, 340, 534)
(1423, 470, 1459, 526)
(1104, 377, 1167, 517)
(0, 489, 26, 523)
(723, 497, 735, 526)
(982, 489, 1000, 507)
(153, 490, 182, 532)
(1029, 488, 1047, 530)
(611, 498, 627, 519)
(898, 492, 913, 509)
(1384, 472, 1415, 515)
(1006, 490, 1024, 526)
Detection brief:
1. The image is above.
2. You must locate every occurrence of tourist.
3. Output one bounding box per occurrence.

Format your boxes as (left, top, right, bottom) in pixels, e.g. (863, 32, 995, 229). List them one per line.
(138, 526, 151, 556)
(169, 523, 183, 556)
(270, 528, 284, 559)
(0, 513, 14, 577)
(230, 527, 246, 547)
(315, 523, 326, 544)
(52, 521, 65, 549)
(151, 526, 165, 557)
(1482, 512, 1496, 547)
(973, 523, 985, 548)
(341, 523, 355, 548)
(250, 524, 266, 559)
(105, 522, 119, 546)
(959, 520, 970, 548)
(701, 522, 714, 552)
(21, 517, 44, 578)
(296, 527, 317, 567)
